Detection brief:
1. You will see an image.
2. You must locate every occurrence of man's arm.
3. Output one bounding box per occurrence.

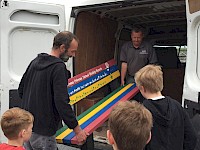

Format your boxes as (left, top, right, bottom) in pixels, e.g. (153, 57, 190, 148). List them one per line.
(120, 43, 128, 86)
(121, 62, 127, 86)
(53, 64, 88, 144)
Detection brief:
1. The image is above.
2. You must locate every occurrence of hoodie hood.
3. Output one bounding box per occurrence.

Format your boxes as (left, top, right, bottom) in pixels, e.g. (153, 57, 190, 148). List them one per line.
(32, 53, 64, 70)
(144, 96, 173, 127)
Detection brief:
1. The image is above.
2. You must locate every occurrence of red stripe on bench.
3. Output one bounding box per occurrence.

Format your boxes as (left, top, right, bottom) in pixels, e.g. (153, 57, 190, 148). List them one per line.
(68, 59, 116, 87)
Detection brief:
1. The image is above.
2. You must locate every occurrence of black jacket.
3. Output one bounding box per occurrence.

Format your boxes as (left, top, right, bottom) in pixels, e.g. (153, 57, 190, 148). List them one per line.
(144, 96, 197, 150)
(18, 53, 78, 136)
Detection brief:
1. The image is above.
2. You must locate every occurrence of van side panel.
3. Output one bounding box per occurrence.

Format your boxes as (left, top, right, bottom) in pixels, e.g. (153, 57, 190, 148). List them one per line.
(75, 12, 118, 75)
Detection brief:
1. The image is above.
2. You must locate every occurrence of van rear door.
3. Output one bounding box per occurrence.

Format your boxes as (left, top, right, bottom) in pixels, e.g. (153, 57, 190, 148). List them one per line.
(183, 1, 200, 108)
(184, 1, 200, 148)
(0, 0, 65, 138)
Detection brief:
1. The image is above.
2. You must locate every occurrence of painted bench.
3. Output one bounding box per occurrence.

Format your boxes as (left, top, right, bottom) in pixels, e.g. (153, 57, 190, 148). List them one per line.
(56, 59, 139, 147)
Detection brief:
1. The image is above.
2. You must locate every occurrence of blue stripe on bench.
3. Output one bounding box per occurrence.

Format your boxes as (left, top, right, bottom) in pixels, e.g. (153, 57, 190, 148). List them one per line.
(68, 65, 118, 96)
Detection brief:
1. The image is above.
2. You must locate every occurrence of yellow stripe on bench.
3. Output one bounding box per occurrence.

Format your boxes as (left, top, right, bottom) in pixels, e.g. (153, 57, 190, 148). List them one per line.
(69, 70, 120, 105)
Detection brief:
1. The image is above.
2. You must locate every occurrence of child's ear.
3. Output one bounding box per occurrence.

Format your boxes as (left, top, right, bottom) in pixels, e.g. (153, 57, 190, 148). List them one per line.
(107, 130, 114, 145)
(146, 132, 151, 144)
(140, 86, 145, 92)
(19, 129, 26, 138)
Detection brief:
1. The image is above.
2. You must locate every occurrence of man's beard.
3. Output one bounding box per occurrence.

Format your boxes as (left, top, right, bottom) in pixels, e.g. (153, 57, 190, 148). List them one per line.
(60, 53, 70, 62)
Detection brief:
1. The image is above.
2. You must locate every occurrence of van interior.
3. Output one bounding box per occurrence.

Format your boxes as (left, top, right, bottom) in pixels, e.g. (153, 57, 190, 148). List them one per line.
(72, 0, 186, 114)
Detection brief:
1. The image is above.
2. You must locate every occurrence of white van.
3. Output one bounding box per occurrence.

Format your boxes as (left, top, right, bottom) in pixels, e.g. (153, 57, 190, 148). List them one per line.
(0, 0, 199, 148)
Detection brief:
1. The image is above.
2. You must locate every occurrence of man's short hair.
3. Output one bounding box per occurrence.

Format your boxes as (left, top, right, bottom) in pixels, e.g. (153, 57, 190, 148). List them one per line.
(108, 101, 152, 150)
(131, 27, 144, 34)
(135, 64, 163, 93)
(53, 31, 79, 50)
(1, 107, 34, 140)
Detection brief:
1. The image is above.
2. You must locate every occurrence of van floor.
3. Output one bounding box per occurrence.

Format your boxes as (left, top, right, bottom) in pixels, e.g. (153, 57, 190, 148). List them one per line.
(93, 121, 112, 150)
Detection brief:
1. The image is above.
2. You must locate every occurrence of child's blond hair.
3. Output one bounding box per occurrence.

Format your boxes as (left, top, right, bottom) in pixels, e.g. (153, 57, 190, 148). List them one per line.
(1, 107, 34, 140)
(108, 101, 152, 150)
(135, 64, 163, 93)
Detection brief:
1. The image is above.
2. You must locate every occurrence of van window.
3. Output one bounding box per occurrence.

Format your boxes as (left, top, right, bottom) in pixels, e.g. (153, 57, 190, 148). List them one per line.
(154, 46, 187, 68)
(178, 46, 187, 63)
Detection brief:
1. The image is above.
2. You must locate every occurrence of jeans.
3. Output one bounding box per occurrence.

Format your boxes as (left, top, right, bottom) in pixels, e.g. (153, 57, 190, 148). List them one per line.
(24, 132, 57, 150)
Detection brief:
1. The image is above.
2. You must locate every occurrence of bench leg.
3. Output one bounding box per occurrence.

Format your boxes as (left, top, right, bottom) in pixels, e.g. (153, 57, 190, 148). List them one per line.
(81, 133, 94, 150)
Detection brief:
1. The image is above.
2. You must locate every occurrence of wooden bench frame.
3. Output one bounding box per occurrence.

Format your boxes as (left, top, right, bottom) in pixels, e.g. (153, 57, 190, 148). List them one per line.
(56, 59, 139, 149)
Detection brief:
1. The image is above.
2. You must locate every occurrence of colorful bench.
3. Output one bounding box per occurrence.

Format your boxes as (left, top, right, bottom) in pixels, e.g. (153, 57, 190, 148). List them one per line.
(56, 59, 139, 146)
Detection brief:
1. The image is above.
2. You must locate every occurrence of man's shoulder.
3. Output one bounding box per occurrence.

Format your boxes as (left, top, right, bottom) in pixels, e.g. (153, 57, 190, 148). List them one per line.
(122, 41, 132, 47)
(52, 62, 66, 72)
(121, 41, 133, 52)
(141, 40, 153, 48)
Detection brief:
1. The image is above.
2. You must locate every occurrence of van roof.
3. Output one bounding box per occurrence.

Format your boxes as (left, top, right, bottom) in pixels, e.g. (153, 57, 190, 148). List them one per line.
(72, 0, 186, 46)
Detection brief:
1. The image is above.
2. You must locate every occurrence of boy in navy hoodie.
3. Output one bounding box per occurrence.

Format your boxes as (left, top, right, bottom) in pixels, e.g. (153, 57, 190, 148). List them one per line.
(134, 64, 197, 150)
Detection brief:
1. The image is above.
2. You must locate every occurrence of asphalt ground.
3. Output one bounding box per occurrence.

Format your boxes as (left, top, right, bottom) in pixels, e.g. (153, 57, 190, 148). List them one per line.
(57, 142, 112, 150)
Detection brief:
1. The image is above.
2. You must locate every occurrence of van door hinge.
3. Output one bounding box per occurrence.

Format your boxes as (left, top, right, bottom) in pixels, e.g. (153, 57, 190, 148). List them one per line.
(1, 0, 9, 8)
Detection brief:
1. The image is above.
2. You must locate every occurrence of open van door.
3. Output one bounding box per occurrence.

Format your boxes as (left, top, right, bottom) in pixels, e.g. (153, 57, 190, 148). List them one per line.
(184, 0, 200, 112)
(184, 0, 200, 149)
(0, 0, 65, 141)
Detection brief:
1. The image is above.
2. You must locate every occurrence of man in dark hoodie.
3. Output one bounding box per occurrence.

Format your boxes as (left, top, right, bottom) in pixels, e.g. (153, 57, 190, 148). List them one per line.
(18, 31, 88, 150)
(134, 64, 197, 150)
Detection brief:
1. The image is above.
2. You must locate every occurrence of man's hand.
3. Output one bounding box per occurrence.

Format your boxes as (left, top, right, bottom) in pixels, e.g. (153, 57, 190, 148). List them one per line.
(74, 125, 89, 145)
